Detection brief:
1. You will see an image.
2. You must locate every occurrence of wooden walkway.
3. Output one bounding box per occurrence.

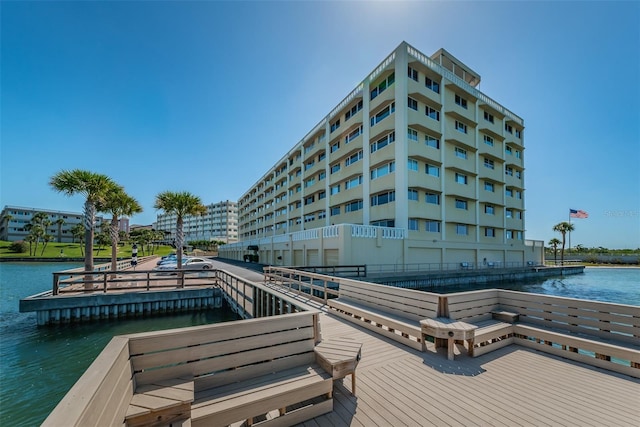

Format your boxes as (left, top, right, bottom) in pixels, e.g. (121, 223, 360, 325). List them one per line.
(252, 277, 640, 427)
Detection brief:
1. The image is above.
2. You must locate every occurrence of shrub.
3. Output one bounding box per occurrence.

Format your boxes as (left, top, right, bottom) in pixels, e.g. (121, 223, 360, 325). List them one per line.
(8, 240, 28, 254)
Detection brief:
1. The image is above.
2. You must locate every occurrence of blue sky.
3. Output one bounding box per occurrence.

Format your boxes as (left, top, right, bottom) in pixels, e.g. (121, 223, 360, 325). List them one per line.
(1, 1, 639, 249)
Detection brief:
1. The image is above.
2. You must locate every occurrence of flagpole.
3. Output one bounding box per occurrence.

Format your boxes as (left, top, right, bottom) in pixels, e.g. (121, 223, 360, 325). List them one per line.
(568, 209, 572, 252)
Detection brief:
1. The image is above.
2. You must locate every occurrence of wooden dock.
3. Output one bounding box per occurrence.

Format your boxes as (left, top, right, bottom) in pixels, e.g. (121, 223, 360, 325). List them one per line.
(306, 311, 639, 426)
(42, 259, 640, 426)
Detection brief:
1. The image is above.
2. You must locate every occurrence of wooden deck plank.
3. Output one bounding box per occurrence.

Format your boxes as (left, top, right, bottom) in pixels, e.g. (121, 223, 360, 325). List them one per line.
(307, 308, 640, 427)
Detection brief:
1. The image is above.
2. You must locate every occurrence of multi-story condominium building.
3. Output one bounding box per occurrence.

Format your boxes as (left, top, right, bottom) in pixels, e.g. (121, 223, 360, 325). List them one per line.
(220, 42, 539, 267)
(0, 205, 105, 243)
(155, 200, 239, 244)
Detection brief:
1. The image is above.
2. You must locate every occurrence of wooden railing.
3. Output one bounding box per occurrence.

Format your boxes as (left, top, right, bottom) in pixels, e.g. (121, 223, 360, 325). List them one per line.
(52, 269, 218, 295)
(290, 264, 367, 278)
(263, 266, 341, 305)
(215, 268, 310, 319)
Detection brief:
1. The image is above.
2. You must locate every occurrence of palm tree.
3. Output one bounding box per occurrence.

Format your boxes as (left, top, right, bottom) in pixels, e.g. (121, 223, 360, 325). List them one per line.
(552, 221, 575, 266)
(50, 170, 116, 286)
(154, 191, 206, 268)
(98, 186, 143, 273)
(55, 218, 65, 243)
(1, 213, 13, 237)
(548, 238, 561, 265)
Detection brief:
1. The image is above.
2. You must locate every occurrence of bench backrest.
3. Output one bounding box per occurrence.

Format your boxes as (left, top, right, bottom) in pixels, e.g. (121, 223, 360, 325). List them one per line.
(497, 290, 640, 345)
(127, 311, 320, 392)
(42, 337, 133, 427)
(338, 279, 439, 321)
(444, 289, 501, 323)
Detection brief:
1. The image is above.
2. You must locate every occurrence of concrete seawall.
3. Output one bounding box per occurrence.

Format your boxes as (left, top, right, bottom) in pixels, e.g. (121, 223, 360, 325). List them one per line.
(20, 287, 223, 326)
(370, 266, 584, 290)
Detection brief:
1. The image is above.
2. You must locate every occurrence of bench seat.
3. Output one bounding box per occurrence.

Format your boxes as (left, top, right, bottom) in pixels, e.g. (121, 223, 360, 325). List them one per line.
(471, 319, 515, 357)
(126, 379, 194, 427)
(329, 298, 423, 350)
(191, 364, 332, 427)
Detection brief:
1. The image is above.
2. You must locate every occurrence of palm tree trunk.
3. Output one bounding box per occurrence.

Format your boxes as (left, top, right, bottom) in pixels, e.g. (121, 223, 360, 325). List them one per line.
(110, 217, 119, 274)
(560, 233, 566, 266)
(84, 200, 96, 290)
(176, 217, 184, 268)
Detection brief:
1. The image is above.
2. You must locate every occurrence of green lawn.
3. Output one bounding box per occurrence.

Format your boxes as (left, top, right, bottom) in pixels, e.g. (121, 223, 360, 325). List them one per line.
(0, 241, 174, 259)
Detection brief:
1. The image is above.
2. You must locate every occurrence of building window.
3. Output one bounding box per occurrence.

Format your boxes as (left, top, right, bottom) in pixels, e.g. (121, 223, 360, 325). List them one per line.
(425, 76, 440, 93)
(370, 72, 395, 100)
(515, 129, 522, 138)
(455, 94, 468, 109)
(505, 166, 514, 176)
(318, 191, 326, 200)
(506, 146, 513, 155)
(484, 134, 494, 146)
(408, 66, 418, 82)
(330, 119, 340, 133)
(304, 160, 315, 171)
(408, 97, 418, 111)
(345, 151, 363, 167)
(330, 206, 340, 216)
(304, 213, 315, 223)
(516, 190, 522, 199)
(425, 193, 440, 205)
(318, 171, 326, 181)
(370, 131, 395, 153)
(506, 230, 513, 239)
(345, 200, 363, 213)
(456, 224, 468, 235)
(485, 227, 495, 237)
(318, 210, 326, 219)
(455, 199, 468, 210)
(370, 161, 395, 180)
(425, 106, 440, 121)
(426, 220, 441, 233)
(370, 102, 395, 127)
(345, 175, 363, 190)
(485, 204, 495, 215)
(505, 123, 513, 134)
(408, 127, 418, 141)
(425, 164, 440, 177)
(506, 209, 513, 218)
(408, 218, 419, 231)
(408, 188, 419, 201)
(506, 188, 513, 197)
(345, 100, 363, 121)
(330, 141, 340, 153)
(425, 135, 440, 149)
(455, 147, 467, 159)
(345, 126, 363, 144)
(484, 158, 495, 169)
(455, 173, 467, 184)
(455, 120, 467, 134)
(408, 158, 419, 171)
(304, 177, 315, 188)
(371, 219, 395, 227)
(484, 111, 494, 123)
(371, 191, 396, 206)
(330, 184, 340, 195)
(330, 163, 341, 174)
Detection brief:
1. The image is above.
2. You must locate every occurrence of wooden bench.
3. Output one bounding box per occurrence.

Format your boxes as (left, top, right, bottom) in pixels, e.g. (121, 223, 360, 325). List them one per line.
(328, 279, 439, 351)
(44, 311, 333, 426)
(498, 290, 640, 378)
(444, 290, 516, 357)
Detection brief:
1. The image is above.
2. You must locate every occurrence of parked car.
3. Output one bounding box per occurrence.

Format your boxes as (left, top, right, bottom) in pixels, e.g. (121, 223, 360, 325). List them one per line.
(156, 253, 179, 266)
(153, 257, 214, 271)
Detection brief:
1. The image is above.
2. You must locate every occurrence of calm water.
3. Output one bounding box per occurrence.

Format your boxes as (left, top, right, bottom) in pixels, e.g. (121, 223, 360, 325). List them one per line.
(0, 262, 239, 426)
(0, 264, 638, 426)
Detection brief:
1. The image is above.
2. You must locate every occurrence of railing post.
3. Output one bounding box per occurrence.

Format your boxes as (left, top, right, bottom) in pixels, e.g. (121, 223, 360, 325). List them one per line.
(53, 273, 59, 295)
(103, 273, 108, 293)
(146, 272, 150, 291)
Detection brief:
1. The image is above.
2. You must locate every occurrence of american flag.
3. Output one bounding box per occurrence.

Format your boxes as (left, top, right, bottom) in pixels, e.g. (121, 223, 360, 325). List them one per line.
(570, 209, 589, 219)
